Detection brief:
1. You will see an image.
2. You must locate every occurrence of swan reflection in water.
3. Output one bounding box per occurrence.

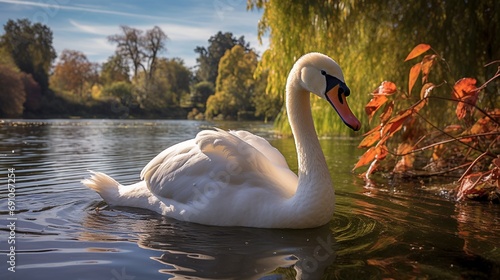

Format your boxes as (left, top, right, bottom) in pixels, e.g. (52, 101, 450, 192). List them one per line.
(79, 206, 337, 279)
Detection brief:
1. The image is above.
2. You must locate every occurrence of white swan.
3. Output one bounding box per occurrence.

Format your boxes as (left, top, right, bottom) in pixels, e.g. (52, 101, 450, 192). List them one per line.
(82, 52, 360, 229)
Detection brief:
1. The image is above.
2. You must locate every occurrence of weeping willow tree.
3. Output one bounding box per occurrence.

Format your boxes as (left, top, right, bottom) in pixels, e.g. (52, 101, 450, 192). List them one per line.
(248, 0, 499, 135)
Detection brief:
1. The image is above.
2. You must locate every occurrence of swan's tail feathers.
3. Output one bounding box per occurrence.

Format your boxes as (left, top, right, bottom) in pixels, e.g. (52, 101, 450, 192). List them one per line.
(82, 170, 121, 205)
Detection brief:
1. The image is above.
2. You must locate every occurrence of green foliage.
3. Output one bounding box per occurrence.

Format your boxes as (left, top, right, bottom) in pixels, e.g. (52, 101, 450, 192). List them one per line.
(194, 31, 250, 85)
(107, 25, 173, 111)
(0, 45, 17, 69)
(0, 18, 56, 92)
(205, 45, 262, 120)
(133, 57, 191, 109)
(102, 81, 134, 106)
(0, 64, 25, 117)
(248, 0, 500, 135)
(205, 93, 229, 120)
(252, 69, 281, 122)
(191, 81, 215, 108)
(100, 54, 130, 86)
(158, 57, 191, 104)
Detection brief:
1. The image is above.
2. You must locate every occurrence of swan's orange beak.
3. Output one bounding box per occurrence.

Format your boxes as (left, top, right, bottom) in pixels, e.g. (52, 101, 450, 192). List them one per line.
(326, 85, 361, 131)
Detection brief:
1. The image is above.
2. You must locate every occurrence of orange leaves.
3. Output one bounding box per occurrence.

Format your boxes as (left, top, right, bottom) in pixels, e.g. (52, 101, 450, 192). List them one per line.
(405, 44, 437, 95)
(408, 55, 437, 95)
(353, 145, 388, 170)
(376, 81, 397, 95)
(355, 43, 500, 203)
(355, 80, 428, 174)
(355, 105, 416, 172)
(464, 108, 500, 136)
(456, 169, 499, 201)
(421, 55, 437, 83)
(453, 78, 477, 99)
(355, 44, 438, 177)
(453, 78, 479, 120)
(404, 44, 431, 62)
(365, 95, 388, 121)
(358, 126, 382, 148)
(408, 63, 421, 95)
(365, 81, 397, 122)
(420, 83, 435, 99)
(380, 101, 394, 124)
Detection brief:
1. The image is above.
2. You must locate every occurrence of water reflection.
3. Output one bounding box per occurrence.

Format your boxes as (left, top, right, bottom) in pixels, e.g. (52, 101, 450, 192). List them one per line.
(79, 207, 336, 279)
(455, 202, 500, 262)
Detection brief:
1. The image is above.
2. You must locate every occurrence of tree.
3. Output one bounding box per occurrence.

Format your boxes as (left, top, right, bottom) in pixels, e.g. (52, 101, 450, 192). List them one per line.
(134, 57, 191, 109)
(100, 54, 130, 86)
(191, 81, 215, 108)
(143, 26, 168, 80)
(102, 81, 134, 106)
(108, 25, 167, 79)
(194, 31, 250, 84)
(251, 69, 280, 122)
(0, 65, 25, 117)
(50, 49, 98, 98)
(0, 18, 56, 92)
(0, 45, 16, 69)
(248, 0, 499, 135)
(205, 45, 260, 119)
(21, 73, 42, 112)
(160, 57, 191, 105)
(108, 26, 143, 78)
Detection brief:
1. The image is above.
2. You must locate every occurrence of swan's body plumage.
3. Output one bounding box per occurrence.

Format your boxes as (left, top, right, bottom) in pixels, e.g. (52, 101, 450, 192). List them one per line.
(83, 52, 360, 228)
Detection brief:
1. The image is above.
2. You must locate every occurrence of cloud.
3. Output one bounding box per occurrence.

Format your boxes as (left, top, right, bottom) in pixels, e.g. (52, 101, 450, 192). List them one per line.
(67, 19, 218, 43)
(69, 20, 118, 36)
(0, 0, 269, 67)
(53, 34, 115, 62)
(0, 0, 165, 20)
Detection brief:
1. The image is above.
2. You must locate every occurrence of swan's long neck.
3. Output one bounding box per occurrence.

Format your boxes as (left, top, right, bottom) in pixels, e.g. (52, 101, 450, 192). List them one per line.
(286, 72, 335, 226)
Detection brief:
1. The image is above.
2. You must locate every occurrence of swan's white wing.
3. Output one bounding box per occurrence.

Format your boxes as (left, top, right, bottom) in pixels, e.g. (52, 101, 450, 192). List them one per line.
(227, 130, 290, 169)
(140, 129, 298, 205)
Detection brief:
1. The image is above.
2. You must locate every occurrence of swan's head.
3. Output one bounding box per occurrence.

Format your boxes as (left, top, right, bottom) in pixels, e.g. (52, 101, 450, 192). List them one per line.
(296, 52, 361, 131)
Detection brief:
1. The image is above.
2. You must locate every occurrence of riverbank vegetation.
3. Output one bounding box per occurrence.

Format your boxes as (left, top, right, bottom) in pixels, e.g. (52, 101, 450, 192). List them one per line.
(0, 20, 278, 120)
(248, 0, 498, 135)
(353, 44, 499, 202)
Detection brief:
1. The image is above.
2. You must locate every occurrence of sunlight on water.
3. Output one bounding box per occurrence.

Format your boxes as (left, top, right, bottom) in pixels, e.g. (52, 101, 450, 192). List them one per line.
(0, 119, 499, 279)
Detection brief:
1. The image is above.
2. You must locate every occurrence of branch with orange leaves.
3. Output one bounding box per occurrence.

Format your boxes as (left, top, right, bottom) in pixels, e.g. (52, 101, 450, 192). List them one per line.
(354, 44, 499, 201)
(387, 131, 500, 158)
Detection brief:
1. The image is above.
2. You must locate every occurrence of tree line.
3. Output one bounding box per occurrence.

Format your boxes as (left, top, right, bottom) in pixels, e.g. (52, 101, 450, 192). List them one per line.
(0, 19, 280, 120)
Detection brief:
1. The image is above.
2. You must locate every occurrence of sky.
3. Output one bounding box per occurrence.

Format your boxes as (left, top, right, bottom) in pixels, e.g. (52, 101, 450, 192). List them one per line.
(0, 0, 268, 68)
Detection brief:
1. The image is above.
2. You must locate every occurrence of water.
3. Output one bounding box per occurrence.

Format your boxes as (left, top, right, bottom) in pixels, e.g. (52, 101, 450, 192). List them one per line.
(0, 119, 498, 279)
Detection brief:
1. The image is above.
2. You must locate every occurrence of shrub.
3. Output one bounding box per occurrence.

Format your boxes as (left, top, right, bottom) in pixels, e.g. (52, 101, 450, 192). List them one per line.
(0, 65, 26, 117)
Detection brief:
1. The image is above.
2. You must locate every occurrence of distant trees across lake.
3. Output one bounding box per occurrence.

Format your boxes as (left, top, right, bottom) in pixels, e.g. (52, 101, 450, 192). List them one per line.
(0, 20, 277, 121)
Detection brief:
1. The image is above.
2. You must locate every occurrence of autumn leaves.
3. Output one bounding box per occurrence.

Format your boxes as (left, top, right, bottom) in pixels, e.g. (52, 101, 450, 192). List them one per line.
(354, 44, 499, 201)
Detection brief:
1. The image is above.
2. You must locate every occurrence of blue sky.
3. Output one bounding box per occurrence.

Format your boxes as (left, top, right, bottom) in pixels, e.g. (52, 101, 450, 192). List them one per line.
(0, 0, 268, 68)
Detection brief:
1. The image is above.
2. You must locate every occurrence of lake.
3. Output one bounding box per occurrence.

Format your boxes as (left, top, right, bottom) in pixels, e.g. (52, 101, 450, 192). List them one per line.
(0, 119, 499, 279)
